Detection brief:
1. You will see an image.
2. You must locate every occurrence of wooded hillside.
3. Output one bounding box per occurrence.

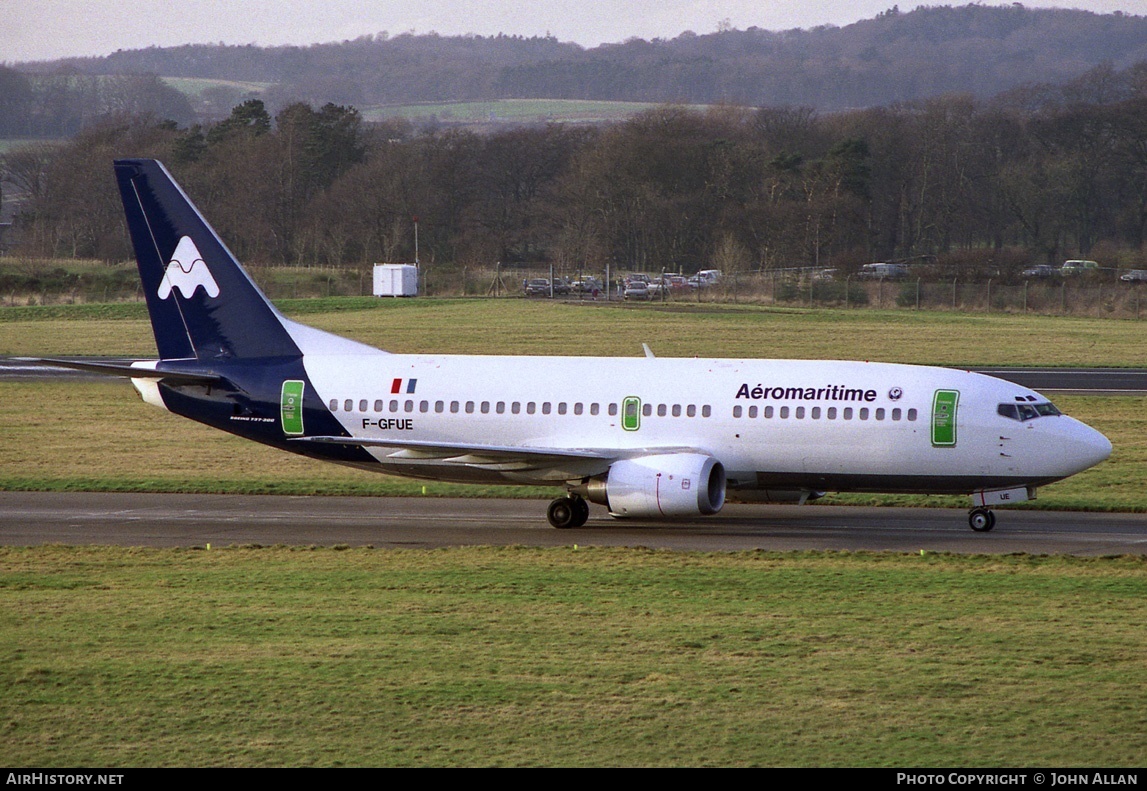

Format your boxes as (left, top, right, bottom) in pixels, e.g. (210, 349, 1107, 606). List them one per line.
(13, 5, 1147, 116)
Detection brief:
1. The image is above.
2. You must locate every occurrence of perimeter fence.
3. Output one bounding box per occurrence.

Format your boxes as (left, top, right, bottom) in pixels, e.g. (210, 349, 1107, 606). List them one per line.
(5, 258, 1147, 320)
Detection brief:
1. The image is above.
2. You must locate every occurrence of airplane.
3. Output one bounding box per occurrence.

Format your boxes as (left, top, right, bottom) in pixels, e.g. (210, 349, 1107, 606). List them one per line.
(36, 159, 1112, 532)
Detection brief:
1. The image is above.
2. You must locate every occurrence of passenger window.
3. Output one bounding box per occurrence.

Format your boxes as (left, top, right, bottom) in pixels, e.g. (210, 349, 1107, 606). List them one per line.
(590, 403, 599, 416)
(390, 400, 399, 412)
(748, 406, 757, 418)
(329, 399, 338, 411)
(374, 399, 384, 412)
(435, 401, 444, 413)
(687, 405, 696, 417)
(527, 402, 536, 415)
(907, 408, 917, 421)
(702, 405, 711, 418)
(811, 407, 821, 419)
(876, 408, 885, 420)
(420, 400, 429, 413)
(481, 401, 490, 414)
(497, 402, 505, 414)
(542, 402, 551, 415)
(672, 404, 682, 417)
(780, 406, 790, 419)
(513, 402, 521, 414)
(734, 405, 743, 418)
(892, 408, 901, 421)
(450, 401, 459, 413)
(344, 399, 353, 412)
(827, 407, 836, 419)
(844, 408, 853, 420)
(465, 401, 475, 414)
(405, 400, 414, 413)
(764, 406, 774, 418)
(860, 408, 869, 420)
(642, 404, 652, 417)
(359, 399, 368, 412)
(795, 406, 805, 419)
(574, 403, 583, 415)
(558, 403, 567, 415)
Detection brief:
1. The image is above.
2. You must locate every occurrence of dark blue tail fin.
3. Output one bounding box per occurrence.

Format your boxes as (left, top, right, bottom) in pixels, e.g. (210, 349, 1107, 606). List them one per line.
(115, 159, 300, 362)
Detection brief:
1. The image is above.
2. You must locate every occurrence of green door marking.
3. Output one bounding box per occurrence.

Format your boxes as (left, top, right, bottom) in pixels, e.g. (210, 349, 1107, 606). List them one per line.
(931, 389, 959, 447)
(280, 380, 305, 435)
(622, 396, 641, 431)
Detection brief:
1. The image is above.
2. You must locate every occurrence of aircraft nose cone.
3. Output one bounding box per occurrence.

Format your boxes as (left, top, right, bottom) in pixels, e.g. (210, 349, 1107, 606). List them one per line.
(1063, 421, 1112, 474)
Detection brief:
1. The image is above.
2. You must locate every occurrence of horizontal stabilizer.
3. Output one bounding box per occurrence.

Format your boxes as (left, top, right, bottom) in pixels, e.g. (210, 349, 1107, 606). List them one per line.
(28, 358, 224, 385)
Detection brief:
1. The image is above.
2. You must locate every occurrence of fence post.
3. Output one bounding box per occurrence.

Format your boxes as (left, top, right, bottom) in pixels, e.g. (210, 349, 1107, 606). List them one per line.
(952, 278, 957, 310)
(845, 275, 851, 309)
(916, 277, 921, 310)
(986, 278, 992, 314)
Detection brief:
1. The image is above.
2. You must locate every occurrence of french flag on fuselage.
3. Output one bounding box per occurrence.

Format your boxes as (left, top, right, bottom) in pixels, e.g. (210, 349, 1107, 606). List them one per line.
(391, 377, 418, 394)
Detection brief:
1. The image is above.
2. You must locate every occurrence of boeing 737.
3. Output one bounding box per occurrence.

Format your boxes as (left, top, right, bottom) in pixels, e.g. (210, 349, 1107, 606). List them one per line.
(36, 160, 1112, 531)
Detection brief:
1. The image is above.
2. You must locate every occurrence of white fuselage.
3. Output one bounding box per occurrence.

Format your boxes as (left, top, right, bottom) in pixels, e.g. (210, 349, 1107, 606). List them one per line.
(299, 350, 1111, 495)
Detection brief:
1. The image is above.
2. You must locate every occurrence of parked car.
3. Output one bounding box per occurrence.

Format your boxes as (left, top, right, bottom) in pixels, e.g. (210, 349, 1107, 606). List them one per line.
(523, 278, 551, 297)
(857, 262, 909, 280)
(1060, 259, 1099, 276)
(1120, 269, 1147, 283)
(571, 276, 602, 294)
(1022, 264, 1056, 278)
(624, 280, 650, 300)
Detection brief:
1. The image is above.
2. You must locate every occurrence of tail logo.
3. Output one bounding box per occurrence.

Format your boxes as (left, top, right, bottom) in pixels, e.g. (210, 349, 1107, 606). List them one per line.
(157, 236, 220, 300)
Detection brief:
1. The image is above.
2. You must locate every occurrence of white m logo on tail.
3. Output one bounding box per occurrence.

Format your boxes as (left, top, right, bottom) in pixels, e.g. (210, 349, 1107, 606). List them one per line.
(158, 236, 220, 299)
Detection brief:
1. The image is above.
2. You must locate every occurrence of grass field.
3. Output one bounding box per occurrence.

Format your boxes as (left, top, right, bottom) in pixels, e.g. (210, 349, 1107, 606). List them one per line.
(2, 297, 1145, 767)
(3, 296, 1146, 365)
(2, 546, 1145, 767)
(357, 99, 705, 124)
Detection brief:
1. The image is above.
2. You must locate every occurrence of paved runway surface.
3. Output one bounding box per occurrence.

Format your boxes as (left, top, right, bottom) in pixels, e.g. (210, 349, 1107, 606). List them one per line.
(2, 492, 1145, 555)
(3, 361, 1143, 554)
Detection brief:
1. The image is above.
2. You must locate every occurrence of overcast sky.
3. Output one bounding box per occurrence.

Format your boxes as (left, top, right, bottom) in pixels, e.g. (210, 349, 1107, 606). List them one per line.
(4, 0, 1144, 64)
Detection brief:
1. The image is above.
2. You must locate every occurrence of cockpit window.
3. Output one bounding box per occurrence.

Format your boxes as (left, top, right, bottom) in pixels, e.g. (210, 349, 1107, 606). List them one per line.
(998, 401, 1061, 421)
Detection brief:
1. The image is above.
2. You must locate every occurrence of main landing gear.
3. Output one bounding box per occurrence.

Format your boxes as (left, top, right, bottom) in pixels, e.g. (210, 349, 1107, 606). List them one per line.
(968, 507, 996, 532)
(547, 494, 590, 529)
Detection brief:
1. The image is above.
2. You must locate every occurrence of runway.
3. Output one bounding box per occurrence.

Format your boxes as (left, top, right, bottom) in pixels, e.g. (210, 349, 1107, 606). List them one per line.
(2, 492, 1145, 555)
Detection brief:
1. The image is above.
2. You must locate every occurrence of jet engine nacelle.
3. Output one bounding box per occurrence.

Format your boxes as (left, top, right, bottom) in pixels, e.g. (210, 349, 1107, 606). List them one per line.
(590, 453, 726, 518)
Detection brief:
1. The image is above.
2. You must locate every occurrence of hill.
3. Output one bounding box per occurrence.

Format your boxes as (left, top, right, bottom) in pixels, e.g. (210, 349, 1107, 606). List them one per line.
(15, 5, 1147, 113)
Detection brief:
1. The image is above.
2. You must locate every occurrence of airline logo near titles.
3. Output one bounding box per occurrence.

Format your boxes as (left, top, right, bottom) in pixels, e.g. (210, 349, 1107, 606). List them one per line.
(391, 378, 418, 394)
(157, 236, 220, 300)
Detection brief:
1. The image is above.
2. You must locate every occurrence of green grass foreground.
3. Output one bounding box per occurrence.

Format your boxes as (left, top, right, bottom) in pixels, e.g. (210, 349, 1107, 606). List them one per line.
(2, 546, 1144, 767)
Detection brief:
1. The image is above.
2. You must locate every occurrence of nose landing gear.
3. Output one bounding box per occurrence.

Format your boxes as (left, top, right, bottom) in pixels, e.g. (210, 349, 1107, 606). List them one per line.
(968, 507, 996, 532)
(547, 494, 590, 529)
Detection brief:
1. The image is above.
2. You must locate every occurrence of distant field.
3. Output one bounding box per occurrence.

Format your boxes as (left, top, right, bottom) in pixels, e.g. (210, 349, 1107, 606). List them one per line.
(160, 77, 272, 97)
(358, 99, 707, 124)
(0, 139, 61, 154)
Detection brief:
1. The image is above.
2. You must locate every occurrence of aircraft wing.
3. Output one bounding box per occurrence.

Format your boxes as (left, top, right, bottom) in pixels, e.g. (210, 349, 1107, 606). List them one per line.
(292, 435, 697, 476)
